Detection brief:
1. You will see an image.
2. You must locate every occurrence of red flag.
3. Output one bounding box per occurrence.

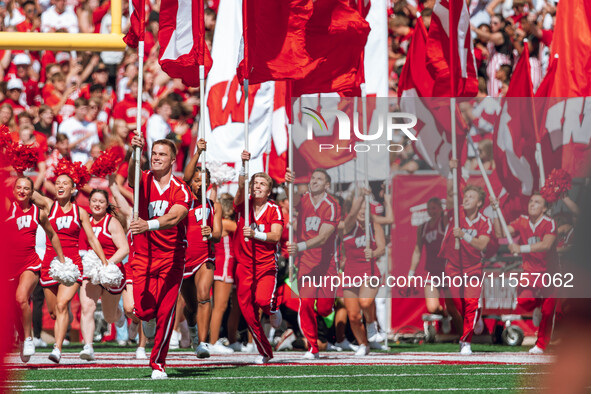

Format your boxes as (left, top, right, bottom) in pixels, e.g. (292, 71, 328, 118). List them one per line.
(493, 43, 540, 198)
(291, 0, 370, 96)
(426, 0, 478, 97)
(237, 0, 321, 84)
(398, 17, 432, 98)
(123, 0, 147, 48)
(158, 0, 212, 87)
(549, 0, 591, 97)
(534, 54, 557, 99)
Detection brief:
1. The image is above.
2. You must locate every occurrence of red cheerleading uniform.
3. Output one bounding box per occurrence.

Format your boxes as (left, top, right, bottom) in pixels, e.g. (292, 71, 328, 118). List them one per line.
(184, 198, 216, 278)
(130, 170, 190, 373)
(213, 235, 234, 283)
(6, 202, 42, 276)
(343, 222, 380, 280)
(41, 203, 84, 287)
(233, 198, 283, 359)
(124, 230, 134, 285)
(90, 213, 126, 294)
(421, 216, 446, 276)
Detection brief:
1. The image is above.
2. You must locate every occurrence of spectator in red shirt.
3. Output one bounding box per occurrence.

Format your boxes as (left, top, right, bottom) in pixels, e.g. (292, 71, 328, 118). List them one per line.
(0, 103, 16, 131)
(112, 76, 152, 135)
(43, 72, 77, 120)
(3, 78, 27, 116)
(16, 1, 40, 32)
(12, 53, 42, 107)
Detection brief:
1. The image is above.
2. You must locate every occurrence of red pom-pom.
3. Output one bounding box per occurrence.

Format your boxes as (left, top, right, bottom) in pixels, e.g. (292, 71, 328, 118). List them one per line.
(10, 143, 39, 172)
(540, 169, 572, 203)
(52, 158, 91, 188)
(0, 125, 12, 167)
(90, 147, 124, 178)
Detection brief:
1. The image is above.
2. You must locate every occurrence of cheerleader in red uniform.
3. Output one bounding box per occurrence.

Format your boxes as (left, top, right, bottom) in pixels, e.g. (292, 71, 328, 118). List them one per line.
(78, 189, 130, 361)
(181, 140, 222, 358)
(32, 172, 109, 364)
(342, 192, 386, 357)
(7, 176, 66, 362)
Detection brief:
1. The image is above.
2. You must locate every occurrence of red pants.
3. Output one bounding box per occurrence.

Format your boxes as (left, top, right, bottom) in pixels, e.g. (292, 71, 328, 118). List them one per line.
(234, 261, 277, 359)
(449, 297, 481, 343)
(518, 296, 557, 350)
(131, 254, 184, 372)
(298, 272, 336, 354)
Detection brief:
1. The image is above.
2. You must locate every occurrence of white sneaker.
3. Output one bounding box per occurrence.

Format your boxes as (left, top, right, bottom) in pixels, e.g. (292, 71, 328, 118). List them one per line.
(19, 341, 30, 363)
(62, 339, 70, 346)
(441, 316, 452, 334)
(116, 309, 127, 328)
(229, 342, 245, 352)
(80, 344, 95, 361)
(136, 347, 147, 360)
(48, 346, 61, 364)
(369, 341, 388, 350)
(128, 321, 139, 341)
(532, 307, 542, 327)
(474, 316, 484, 335)
(303, 350, 319, 360)
(208, 340, 234, 355)
(366, 322, 379, 342)
(336, 339, 359, 351)
(326, 342, 342, 352)
(275, 329, 296, 351)
(33, 337, 48, 348)
(269, 310, 282, 329)
(151, 369, 168, 379)
(117, 340, 127, 346)
(22, 337, 35, 357)
(195, 342, 211, 358)
(254, 355, 272, 364)
(354, 344, 370, 357)
(529, 345, 544, 354)
(142, 318, 157, 339)
(459, 341, 472, 355)
(169, 330, 180, 350)
(244, 343, 256, 353)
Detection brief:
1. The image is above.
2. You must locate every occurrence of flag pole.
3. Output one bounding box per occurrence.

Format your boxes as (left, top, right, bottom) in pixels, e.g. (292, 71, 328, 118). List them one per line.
(133, 0, 145, 220)
(449, 0, 459, 250)
(288, 123, 294, 285)
(244, 78, 250, 242)
(361, 83, 371, 260)
(200, 64, 207, 241)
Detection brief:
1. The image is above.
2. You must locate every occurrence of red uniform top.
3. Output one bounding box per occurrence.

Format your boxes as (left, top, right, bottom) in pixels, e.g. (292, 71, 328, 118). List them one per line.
(133, 170, 191, 258)
(509, 215, 558, 274)
(45, 202, 82, 260)
(420, 216, 446, 274)
(90, 213, 117, 259)
(233, 198, 283, 268)
(6, 201, 40, 263)
(185, 198, 216, 266)
(439, 210, 493, 274)
(343, 222, 377, 264)
(296, 192, 340, 274)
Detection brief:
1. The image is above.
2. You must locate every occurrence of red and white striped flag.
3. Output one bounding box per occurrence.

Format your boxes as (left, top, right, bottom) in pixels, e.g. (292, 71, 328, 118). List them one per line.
(158, 0, 213, 87)
(425, 0, 478, 97)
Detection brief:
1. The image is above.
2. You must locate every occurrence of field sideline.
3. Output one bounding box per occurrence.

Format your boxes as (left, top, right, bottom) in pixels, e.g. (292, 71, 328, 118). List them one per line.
(4, 343, 552, 393)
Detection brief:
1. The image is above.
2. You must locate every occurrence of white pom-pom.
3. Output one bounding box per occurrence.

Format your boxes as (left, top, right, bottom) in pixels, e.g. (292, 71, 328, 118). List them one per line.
(208, 161, 237, 185)
(99, 264, 124, 289)
(82, 250, 102, 285)
(48, 257, 80, 286)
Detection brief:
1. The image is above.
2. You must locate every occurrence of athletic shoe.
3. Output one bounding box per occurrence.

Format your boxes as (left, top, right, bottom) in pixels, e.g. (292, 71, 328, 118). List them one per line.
(195, 342, 211, 358)
(33, 337, 48, 348)
(459, 341, 472, 355)
(19, 340, 31, 363)
(48, 346, 61, 364)
(269, 310, 282, 329)
(369, 341, 388, 350)
(275, 329, 296, 351)
(136, 347, 147, 360)
(142, 318, 157, 339)
(128, 321, 139, 341)
(208, 340, 234, 355)
(62, 339, 70, 346)
(354, 344, 370, 357)
(441, 316, 452, 334)
(169, 330, 180, 350)
(529, 345, 544, 354)
(336, 339, 359, 351)
(115, 309, 127, 328)
(532, 307, 542, 327)
(366, 322, 380, 342)
(474, 316, 484, 335)
(303, 350, 319, 360)
(80, 344, 95, 361)
(151, 369, 168, 379)
(326, 342, 342, 352)
(229, 342, 246, 352)
(22, 337, 35, 357)
(243, 343, 256, 353)
(254, 355, 272, 364)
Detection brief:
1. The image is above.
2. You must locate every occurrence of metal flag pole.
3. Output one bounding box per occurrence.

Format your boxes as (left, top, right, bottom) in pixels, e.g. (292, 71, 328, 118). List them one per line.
(288, 123, 294, 285)
(133, 23, 145, 220)
(244, 79, 250, 242)
(361, 84, 371, 260)
(199, 64, 207, 241)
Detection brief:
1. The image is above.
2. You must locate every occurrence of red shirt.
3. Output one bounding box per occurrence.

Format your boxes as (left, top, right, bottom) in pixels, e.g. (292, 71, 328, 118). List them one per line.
(45, 202, 82, 261)
(233, 198, 283, 268)
(509, 215, 558, 274)
(296, 192, 340, 274)
(133, 170, 190, 258)
(185, 198, 216, 266)
(439, 210, 493, 274)
(421, 216, 446, 274)
(112, 94, 153, 135)
(90, 213, 117, 259)
(7, 202, 40, 264)
(2, 98, 26, 116)
(343, 221, 377, 264)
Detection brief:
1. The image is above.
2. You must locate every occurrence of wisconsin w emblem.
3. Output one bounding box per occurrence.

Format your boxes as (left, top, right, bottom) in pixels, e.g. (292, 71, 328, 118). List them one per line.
(17, 215, 32, 230)
(148, 200, 169, 218)
(56, 216, 73, 230)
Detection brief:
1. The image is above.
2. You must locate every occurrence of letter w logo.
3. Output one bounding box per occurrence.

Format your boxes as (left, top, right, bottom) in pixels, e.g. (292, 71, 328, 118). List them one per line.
(17, 215, 32, 230)
(149, 200, 169, 218)
(56, 216, 73, 230)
